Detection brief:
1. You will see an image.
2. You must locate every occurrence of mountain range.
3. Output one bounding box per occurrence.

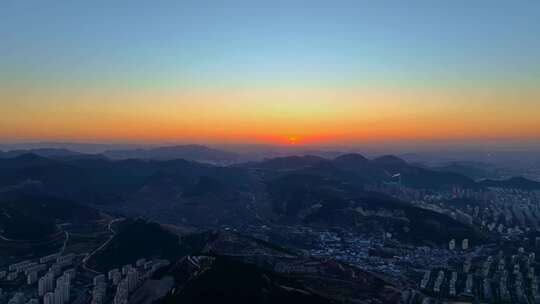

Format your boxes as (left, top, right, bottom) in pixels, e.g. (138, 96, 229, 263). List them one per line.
(479, 176, 540, 190)
(0, 148, 101, 160)
(0, 150, 501, 246)
(102, 145, 239, 163)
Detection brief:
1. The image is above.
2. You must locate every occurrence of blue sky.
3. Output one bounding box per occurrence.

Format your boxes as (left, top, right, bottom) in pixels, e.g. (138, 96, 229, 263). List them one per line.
(2, 0, 539, 89)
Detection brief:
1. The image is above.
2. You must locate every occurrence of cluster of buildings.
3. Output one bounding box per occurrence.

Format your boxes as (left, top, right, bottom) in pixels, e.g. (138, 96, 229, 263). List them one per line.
(420, 247, 540, 303)
(310, 231, 371, 261)
(1, 223, 179, 304)
(407, 187, 540, 237)
(90, 258, 170, 304)
(41, 272, 72, 304)
(0, 253, 75, 304)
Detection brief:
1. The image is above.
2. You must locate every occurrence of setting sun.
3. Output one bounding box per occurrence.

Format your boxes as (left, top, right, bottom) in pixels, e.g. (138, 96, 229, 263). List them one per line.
(287, 136, 299, 145)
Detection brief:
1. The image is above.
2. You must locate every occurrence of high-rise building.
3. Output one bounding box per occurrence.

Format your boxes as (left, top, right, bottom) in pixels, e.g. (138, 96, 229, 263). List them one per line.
(38, 272, 55, 297)
(63, 269, 75, 282)
(109, 269, 122, 285)
(462, 238, 469, 250)
(420, 270, 430, 289)
(43, 292, 55, 304)
(49, 264, 62, 277)
(63, 281, 70, 301)
(27, 271, 38, 285)
(127, 269, 138, 292)
(54, 286, 64, 304)
(108, 269, 119, 280)
(55, 274, 70, 303)
(114, 279, 129, 304)
(464, 274, 474, 295)
(91, 279, 107, 304)
(121, 265, 132, 276)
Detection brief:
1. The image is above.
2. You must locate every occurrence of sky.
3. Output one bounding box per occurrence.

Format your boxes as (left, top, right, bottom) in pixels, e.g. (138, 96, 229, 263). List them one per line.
(1, 0, 539, 146)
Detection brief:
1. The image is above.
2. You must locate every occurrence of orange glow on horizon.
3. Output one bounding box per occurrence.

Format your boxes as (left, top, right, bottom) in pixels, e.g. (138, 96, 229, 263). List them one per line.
(1, 86, 539, 145)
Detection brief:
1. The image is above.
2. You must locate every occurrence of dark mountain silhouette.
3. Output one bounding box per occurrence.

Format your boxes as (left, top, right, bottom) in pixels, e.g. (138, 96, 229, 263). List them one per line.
(161, 256, 335, 304)
(331, 153, 388, 183)
(246, 154, 476, 190)
(479, 177, 540, 190)
(182, 176, 226, 197)
(0, 153, 57, 170)
(0, 152, 499, 245)
(0, 194, 100, 240)
(103, 145, 238, 163)
(368, 155, 476, 189)
(371, 155, 409, 169)
(333, 153, 369, 166)
(0, 148, 100, 160)
(0, 155, 251, 205)
(432, 161, 494, 180)
(244, 155, 327, 170)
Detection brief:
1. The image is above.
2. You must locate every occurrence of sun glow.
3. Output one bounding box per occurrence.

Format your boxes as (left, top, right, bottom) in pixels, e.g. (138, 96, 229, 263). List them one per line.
(287, 136, 299, 145)
(1, 86, 540, 144)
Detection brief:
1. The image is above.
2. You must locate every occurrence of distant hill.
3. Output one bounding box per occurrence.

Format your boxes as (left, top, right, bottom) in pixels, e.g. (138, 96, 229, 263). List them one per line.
(244, 155, 327, 170)
(0, 195, 100, 240)
(267, 173, 352, 216)
(182, 176, 226, 197)
(368, 155, 476, 189)
(333, 153, 369, 166)
(331, 153, 388, 183)
(0, 154, 252, 206)
(0, 152, 510, 244)
(479, 177, 540, 190)
(0, 154, 261, 227)
(248, 154, 477, 190)
(103, 145, 239, 163)
(0, 153, 57, 171)
(371, 155, 409, 169)
(0, 148, 100, 160)
(432, 161, 495, 180)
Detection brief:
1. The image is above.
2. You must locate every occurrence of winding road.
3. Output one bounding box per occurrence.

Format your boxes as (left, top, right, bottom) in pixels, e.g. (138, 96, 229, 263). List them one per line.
(82, 218, 124, 274)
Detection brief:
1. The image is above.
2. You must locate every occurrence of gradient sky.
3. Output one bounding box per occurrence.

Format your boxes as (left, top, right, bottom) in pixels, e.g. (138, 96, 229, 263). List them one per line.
(1, 0, 539, 145)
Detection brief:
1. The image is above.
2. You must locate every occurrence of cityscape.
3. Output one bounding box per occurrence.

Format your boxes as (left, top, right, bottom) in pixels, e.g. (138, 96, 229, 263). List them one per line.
(2, 1, 540, 303)
(2, 150, 540, 303)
